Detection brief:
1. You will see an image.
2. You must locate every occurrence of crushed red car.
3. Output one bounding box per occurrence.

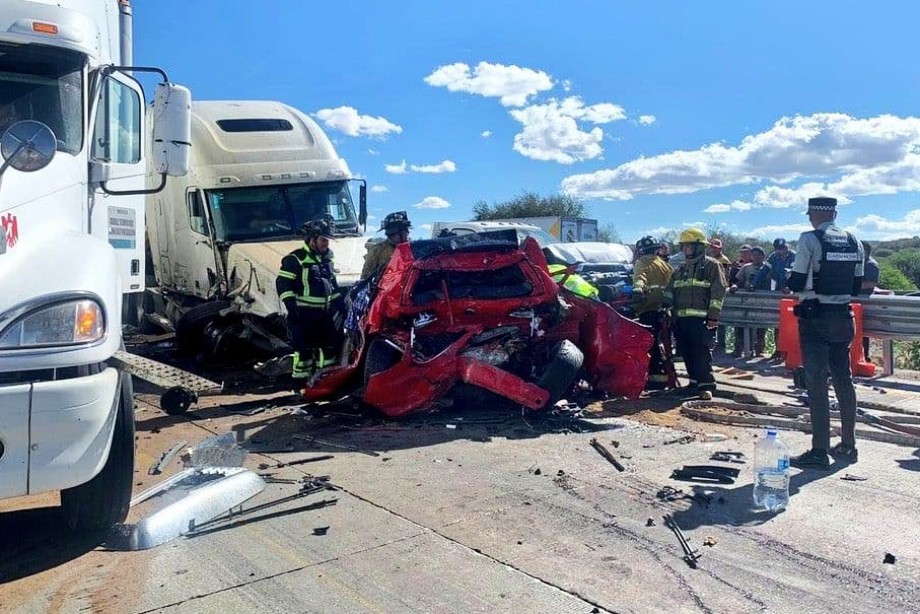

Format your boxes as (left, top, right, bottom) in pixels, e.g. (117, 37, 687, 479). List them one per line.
(302, 230, 653, 418)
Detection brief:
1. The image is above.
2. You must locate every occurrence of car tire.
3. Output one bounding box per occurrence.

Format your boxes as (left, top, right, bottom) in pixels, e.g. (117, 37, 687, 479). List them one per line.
(60, 371, 135, 532)
(363, 337, 401, 386)
(175, 301, 231, 355)
(536, 340, 584, 409)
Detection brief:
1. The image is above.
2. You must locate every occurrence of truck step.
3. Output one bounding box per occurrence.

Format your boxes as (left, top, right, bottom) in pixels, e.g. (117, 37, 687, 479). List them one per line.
(110, 350, 222, 396)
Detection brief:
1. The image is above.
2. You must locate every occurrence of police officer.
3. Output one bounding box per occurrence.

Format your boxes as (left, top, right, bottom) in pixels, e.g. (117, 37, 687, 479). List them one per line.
(631, 236, 675, 390)
(663, 228, 726, 400)
(361, 211, 411, 281)
(787, 197, 864, 469)
(276, 216, 344, 380)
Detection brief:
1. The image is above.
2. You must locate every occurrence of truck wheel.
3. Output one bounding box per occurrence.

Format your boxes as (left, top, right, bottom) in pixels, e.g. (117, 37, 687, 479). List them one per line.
(60, 372, 135, 532)
(175, 301, 231, 355)
(536, 340, 584, 409)
(363, 337, 401, 385)
(160, 386, 197, 415)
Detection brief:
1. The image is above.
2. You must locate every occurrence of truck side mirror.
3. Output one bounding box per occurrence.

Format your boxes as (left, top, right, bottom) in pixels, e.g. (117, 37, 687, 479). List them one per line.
(151, 83, 192, 178)
(359, 181, 368, 228)
(0, 120, 56, 176)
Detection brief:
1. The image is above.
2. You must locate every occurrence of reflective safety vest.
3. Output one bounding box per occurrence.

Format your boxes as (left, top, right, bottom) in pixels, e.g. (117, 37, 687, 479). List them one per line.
(548, 264, 599, 300)
(664, 255, 726, 319)
(276, 243, 341, 309)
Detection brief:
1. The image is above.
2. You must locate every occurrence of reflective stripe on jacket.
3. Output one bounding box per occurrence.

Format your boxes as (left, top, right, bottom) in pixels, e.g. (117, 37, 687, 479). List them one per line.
(276, 243, 341, 308)
(664, 254, 726, 319)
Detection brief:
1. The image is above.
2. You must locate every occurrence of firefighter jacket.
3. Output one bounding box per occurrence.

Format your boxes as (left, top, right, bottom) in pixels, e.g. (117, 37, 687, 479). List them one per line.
(547, 264, 599, 300)
(276, 243, 341, 310)
(361, 239, 397, 281)
(631, 254, 673, 315)
(664, 254, 727, 320)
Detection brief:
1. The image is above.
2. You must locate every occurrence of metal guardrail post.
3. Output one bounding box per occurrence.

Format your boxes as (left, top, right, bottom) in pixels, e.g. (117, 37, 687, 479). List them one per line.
(882, 340, 895, 377)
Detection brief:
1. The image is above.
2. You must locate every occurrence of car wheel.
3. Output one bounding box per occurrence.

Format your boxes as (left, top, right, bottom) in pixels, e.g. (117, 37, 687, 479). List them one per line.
(60, 372, 135, 532)
(175, 301, 231, 355)
(536, 340, 584, 409)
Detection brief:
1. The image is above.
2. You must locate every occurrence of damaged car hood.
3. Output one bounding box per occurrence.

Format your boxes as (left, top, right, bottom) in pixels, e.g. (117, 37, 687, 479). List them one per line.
(225, 237, 367, 318)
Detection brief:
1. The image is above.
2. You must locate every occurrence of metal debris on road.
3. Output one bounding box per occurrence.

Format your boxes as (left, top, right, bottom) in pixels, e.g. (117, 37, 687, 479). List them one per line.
(313, 526, 330, 536)
(703, 536, 718, 547)
(646, 518, 655, 527)
(663, 435, 696, 446)
(884, 553, 897, 565)
(710, 451, 746, 463)
(840, 474, 869, 482)
(293, 434, 381, 457)
(656, 486, 684, 502)
(663, 513, 700, 568)
(148, 441, 187, 475)
(670, 465, 740, 485)
(257, 455, 335, 471)
(590, 438, 626, 472)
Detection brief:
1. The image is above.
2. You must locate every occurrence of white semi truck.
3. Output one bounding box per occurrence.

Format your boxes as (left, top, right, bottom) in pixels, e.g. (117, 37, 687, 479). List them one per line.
(0, 0, 191, 530)
(145, 100, 367, 360)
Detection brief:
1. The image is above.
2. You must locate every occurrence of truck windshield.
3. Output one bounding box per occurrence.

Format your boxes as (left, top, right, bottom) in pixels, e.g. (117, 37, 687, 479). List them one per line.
(206, 181, 360, 243)
(0, 44, 83, 155)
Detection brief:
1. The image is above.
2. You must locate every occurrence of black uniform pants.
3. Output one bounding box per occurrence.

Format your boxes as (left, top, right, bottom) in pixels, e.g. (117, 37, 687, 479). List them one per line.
(286, 305, 344, 376)
(639, 311, 671, 389)
(674, 317, 715, 392)
(799, 313, 857, 450)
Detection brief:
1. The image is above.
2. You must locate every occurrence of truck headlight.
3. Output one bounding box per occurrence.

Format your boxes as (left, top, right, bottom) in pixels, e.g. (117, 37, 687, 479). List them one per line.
(0, 300, 105, 348)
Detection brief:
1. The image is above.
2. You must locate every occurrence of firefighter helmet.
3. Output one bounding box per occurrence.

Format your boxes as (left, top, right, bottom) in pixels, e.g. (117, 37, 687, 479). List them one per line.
(381, 211, 411, 234)
(678, 227, 707, 245)
(301, 215, 336, 239)
(635, 235, 659, 256)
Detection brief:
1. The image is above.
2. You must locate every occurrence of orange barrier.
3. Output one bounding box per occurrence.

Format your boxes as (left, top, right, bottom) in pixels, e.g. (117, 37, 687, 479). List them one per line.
(777, 298, 876, 377)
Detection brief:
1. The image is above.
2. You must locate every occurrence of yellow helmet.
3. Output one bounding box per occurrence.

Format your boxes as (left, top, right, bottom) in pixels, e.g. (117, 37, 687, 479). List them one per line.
(678, 227, 707, 245)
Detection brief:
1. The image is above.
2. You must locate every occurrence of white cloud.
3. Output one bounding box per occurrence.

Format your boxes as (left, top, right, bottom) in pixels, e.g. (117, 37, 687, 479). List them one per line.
(638, 115, 657, 126)
(384, 160, 408, 174)
(424, 61, 554, 107)
(313, 106, 403, 138)
(481, 130, 493, 139)
(368, 148, 380, 156)
(370, 185, 388, 193)
(703, 200, 754, 213)
(420, 223, 433, 234)
(414, 196, 452, 210)
(509, 97, 626, 165)
(745, 223, 813, 239)
(562, 113, 920, 200)
(846, 209, 920, 240)
(562, 79, 573, 93)
(410, 160, 457, 174)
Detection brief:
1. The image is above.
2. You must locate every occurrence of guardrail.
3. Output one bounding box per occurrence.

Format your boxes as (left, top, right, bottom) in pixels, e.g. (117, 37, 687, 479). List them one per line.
(720, 292, 920, 376)
(720, 292, 920, 340)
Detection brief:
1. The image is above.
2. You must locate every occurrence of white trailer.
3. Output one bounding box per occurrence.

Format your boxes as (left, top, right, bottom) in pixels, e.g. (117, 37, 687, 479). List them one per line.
(145, 100, 368, 359)
(0, 0, 190, 530)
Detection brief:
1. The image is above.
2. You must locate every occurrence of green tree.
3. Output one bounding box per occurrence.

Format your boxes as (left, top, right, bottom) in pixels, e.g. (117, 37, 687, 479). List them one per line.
(878, 261, 918, 292)
(473, 191, 587, 220)
(597, 223, 622, 243)
(887, 249, 920, 288)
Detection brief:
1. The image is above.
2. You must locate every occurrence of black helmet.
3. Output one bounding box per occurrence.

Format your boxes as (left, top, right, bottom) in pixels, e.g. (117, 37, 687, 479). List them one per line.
(381, 211, 411, 234)
(301, 214, 335, 239)
(635, 235, 659, 256)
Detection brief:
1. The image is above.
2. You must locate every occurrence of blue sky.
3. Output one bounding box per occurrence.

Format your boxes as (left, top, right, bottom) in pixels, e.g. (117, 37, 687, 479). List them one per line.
(134, 1, 920, 244)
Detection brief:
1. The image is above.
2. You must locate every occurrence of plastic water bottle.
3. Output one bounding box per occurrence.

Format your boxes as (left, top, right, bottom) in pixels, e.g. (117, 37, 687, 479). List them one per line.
(753, 428, 791, 512)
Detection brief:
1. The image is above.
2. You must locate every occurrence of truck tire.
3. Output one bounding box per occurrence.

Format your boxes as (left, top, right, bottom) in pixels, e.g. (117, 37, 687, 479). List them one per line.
(175, 301, 231, 355)
(60, 372, 135, 532)
(363, 337, 401, 386)
(536, 340, 584, 409)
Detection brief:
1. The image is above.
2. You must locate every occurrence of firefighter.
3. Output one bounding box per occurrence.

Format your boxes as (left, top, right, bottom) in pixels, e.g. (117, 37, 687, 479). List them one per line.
(663, 228, 727, 400)
(276, 216, 344, 381)
(631, 235, 675, 390)
(361, 211, 411, 281)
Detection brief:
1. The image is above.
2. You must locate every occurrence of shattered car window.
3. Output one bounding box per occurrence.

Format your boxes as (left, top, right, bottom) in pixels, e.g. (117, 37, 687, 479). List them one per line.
(412, 266, 534, 304)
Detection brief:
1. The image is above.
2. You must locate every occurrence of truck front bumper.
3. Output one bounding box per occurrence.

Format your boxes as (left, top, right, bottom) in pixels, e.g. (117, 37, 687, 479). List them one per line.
(0, 368, 120, 499)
